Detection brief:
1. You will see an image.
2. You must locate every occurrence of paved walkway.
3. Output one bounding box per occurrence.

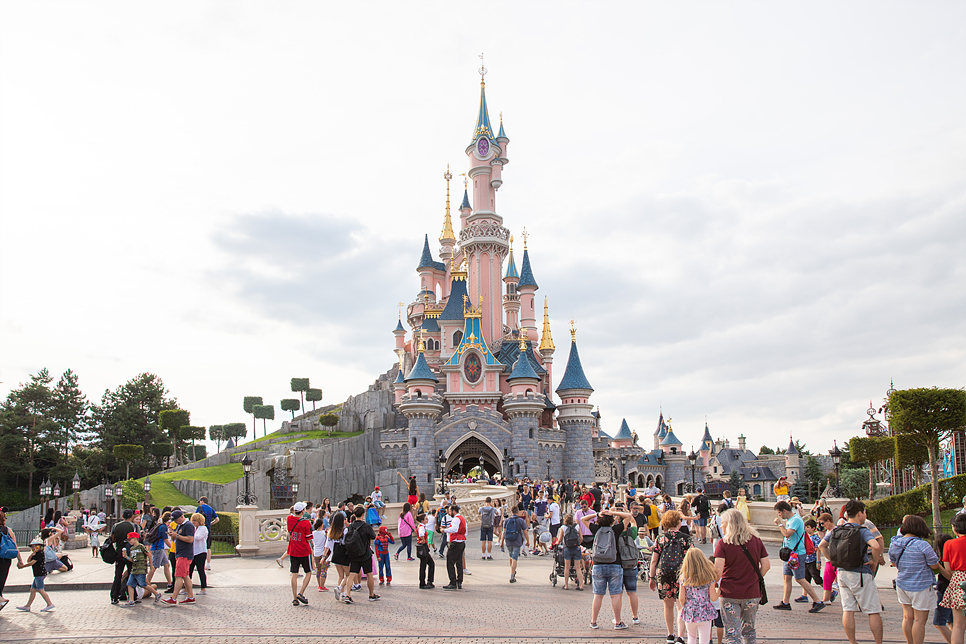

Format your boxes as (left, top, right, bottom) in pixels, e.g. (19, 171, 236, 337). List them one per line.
(0, 537, 940, 644)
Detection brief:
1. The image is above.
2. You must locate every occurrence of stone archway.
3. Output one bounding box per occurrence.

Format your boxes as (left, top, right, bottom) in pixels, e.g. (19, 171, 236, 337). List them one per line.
(443, 434, 503, 478)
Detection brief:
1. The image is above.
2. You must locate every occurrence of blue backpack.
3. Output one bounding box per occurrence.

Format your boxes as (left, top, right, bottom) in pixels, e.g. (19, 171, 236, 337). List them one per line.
(503, 515, 522, 542)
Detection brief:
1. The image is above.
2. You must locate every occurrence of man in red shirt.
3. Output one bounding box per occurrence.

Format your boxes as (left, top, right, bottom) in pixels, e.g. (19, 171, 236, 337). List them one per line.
(286, 502, 314, 606)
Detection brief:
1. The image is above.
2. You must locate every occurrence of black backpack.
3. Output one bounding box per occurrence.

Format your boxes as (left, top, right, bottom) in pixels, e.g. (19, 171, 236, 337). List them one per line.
(827, 523, 867, 570)
(343, 522, 368, 561)
(694, 495, 709, 514)
(145, 522, 163, 545)
(563, 524, 580, 548)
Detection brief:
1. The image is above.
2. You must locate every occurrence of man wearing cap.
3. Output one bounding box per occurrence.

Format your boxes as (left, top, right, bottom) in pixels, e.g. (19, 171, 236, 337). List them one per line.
(160, 510, 195, 605)
(287, 502, 314, 606)
(109, 509, 136, 605)
(442, 504, 467, 590)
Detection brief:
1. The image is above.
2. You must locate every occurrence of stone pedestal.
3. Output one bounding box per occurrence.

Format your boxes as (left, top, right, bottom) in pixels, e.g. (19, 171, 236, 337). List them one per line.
(235, 505, 260, 557)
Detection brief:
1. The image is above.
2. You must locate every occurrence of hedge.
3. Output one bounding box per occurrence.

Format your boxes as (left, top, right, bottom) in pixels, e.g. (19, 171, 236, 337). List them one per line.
(212, 511, 238, 538)
(866, 473, 966, 527)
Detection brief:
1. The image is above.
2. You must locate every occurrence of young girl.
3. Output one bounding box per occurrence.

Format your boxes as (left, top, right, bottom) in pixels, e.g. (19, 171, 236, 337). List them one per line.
(735, 489, 751, 523)
(327, 512, 350, 603)
(85, 511, 104, 558)
(16, 538, 54, 612)
(312, 518, 330, 592)
(365, 500, 381, 527)
(939, 513, 966, 644)
(678, 548, 720, 644)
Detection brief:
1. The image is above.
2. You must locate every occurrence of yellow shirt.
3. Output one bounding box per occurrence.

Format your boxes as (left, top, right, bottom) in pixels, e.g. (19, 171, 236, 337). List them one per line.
(646, 505, 660, 530)
(168, 521, 178, 553)
(775, 484, 788, 496)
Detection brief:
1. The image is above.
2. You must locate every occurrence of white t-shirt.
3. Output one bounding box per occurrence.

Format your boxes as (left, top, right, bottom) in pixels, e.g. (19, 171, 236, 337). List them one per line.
(547, 502, 561, 525)
(193, 526, 209, 557)
(312, 529, 328, 557)
(373, 490, 383, 503)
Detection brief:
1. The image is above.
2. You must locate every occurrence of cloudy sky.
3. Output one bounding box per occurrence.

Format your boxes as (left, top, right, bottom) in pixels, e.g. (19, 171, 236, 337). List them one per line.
(1, 2, 964, 457)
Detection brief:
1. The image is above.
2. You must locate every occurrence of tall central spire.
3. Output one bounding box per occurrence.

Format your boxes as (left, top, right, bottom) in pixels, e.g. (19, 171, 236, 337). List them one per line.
(473, 79, 494, 142)
(439, 164, 455, 243)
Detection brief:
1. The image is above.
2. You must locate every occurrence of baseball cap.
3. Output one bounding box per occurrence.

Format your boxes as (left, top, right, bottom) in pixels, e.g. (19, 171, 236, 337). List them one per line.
(127, 531, 140, 540)
(293, 502, 306, 512)
(170, 509, 184, 520)
(374, 486, 379, 490)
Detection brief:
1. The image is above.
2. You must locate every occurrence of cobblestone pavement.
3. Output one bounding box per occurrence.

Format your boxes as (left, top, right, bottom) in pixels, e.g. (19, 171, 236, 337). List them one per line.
(0, 539, 942, 643)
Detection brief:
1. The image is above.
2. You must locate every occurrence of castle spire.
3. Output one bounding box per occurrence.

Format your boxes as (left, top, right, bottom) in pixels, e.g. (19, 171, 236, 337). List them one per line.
(472, 55, 494, 142)
(555, 324, 593, 393)
(439, 164, 455, 243)
(504, 236, 519, 279)
(539, 296, 555, 352)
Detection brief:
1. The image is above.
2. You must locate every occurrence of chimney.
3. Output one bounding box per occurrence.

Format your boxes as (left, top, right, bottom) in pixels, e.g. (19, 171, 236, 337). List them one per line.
(738, 434, 746, 451)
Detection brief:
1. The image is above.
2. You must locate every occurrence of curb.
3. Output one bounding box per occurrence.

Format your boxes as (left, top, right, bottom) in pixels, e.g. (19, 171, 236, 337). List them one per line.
(4, 581, 113, 593)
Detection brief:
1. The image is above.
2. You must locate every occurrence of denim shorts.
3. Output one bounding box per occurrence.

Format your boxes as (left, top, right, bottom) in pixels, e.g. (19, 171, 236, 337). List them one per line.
(696, 517, 708, 527)
(562, 546, 581, 562)
(622, 566, 638, 592)
(592, 563, 623, 596)
(480, 526, 493, 542)
(935, 605, 953, 626)
(127, 573, 146, 588)
(507, 545, 521, 561)
(31, 576, 45, 590)
(783, 559, 807, 580)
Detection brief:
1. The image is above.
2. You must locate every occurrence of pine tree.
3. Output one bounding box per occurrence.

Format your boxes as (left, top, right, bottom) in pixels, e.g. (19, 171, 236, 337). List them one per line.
(52, 369, 89, 463)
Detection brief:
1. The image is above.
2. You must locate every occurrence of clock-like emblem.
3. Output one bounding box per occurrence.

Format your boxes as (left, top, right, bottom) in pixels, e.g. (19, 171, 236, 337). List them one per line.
(477, 137, 489, 156)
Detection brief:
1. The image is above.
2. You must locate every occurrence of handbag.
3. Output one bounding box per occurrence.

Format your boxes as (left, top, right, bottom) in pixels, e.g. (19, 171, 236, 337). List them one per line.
(739, 542, 768, 605)
(0, 529, 17, 559)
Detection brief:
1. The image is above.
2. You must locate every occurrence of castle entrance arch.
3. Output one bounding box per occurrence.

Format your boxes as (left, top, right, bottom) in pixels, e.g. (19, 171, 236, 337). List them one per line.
(443, 434, 503, 478)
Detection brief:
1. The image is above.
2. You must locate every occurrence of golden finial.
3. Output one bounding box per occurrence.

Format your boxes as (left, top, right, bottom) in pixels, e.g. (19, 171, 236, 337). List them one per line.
(461, 173, 468, 191)
(521, 227, 529, 250)
(518, 331, 527, 352)
(397, 302, 405, 319)
(417, 329, 426, 353)
(440, 163, 456, 242)
(509, 234, 513, 252)
(479, 52, 487, 86)
(539, 296, 555, 352)
(569, 318, 576, 342)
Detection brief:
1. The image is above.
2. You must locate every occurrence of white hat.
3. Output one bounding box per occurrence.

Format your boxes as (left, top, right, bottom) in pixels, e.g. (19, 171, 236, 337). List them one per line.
(293, 502, 306, 512)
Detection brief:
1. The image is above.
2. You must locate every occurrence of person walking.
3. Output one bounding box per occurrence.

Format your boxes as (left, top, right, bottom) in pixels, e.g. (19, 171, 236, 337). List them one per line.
(713, 508, 770, 644)
(554, 513, 584, 590)
(109, 509, 136, 605)
(889, 515, 945, 644)
(119, 531, 150, 607)
(547, 495, 562, 541)
(479, 497, 495, 560)
(442, 504, 466, 590)
(693, 489, 711, 544)
(328, 512, 350, 602)
(15, 538, 54, 612)
(160, 510, 195, 606)
(286, 502, 314, 607)
(312, 518, 330, 592)
(678, 548, 721, 644)
(196, 496, 219, 572)
(395, 503, 416, 561)
(500, 503, 529, 583)
(146, 511, 171, 588)
(0, 507, 25, 612)
(343, 506, 378, 603)
(415, 512, 435, 589)
(374, 526, 394, 585)
(650, 510, 692, 644)
(772, 500, 825, 613)
(581, 508, 627, 630)
(187, 513, 209, 596)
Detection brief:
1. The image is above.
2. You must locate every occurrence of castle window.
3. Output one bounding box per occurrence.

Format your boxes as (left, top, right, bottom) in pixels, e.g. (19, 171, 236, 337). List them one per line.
(416, 391, 422, 398)
(713, 467, 717, 473)
(529, 428, 534, 439)
(412, 438, 417, 448)
(427, 473, 432, 483)
(753, 484, 761, 496)
(453, 330, 463, 345)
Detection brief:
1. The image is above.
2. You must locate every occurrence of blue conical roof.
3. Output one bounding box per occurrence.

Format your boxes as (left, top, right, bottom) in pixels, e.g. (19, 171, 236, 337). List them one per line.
(405, 351, 438, 382)
(615, 419, 633, 440)
(786, 438, 798, 455)
(421, 317, 440, 333)
(507, 351, 539, 382)
(654, 412, 668, 438)
(555, 340, 593, 392)
(439, 274, 468, 321)
(505, 249, 519, 279)
(497, 119, 508, 140)
(461, 189, 471, 211)
(394, 319, 405, 333)
(472, 82, 495, 142)
(417, 235, 446, 272)
(394, 369, 405, 384)
(518, 248, 538, 289)
(660, 429, 683, 446)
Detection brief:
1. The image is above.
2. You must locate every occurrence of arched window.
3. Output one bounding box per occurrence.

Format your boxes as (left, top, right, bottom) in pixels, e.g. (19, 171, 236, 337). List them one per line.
(453, 330, 463, 346)
(416, 391, 422, 398)
(526, 388, 532, 394)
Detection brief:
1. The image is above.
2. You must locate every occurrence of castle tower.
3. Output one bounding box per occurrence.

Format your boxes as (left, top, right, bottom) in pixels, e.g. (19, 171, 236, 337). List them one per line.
(538, 296, 555, 396)
(555, 322, 594, 482)
(699, 421, 714, 471)
(613, 419, 634, 448)
(503, 236, 521, 330)
(399, 340, 444, 488)
(416, 235, 446, 304)
(462, 73, 510, 345)
(503, 334, 545, 478)
(393, 365, 406, 405)
(653, 412, 669, 450)
(784, 437, 800, 485)
(440, 294, 504, 413)
(517, 236, 539, 342)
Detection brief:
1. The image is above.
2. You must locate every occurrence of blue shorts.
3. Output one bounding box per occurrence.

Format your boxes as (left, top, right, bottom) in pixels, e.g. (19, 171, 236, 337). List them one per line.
(480, 526, 493, 542)
(622, 566, 638, 592)
(934, 606, 953, 626)
(127, 573, 147, 588)
(696, 517, 708, 527)
(562, 546, 581, 562)
(783, 559, 807, 580)
(507, 545, 521, 561)
(31, 576, 45, 590)
(592, 563, 623, 596)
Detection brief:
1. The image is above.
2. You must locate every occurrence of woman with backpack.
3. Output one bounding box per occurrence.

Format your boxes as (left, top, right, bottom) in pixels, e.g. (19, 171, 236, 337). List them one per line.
(552, 513, 584, 591)
(146, 510, 171, 588)
(580, 509, 628, 630)
(713, 508, 770, 644)
(0, 506, 26, 612)
(649, 509, 692, 644)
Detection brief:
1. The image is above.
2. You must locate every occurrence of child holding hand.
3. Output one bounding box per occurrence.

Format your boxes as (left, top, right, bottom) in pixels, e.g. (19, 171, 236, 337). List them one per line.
(16, 538, 54, 612)
(678, 548, 721, 644)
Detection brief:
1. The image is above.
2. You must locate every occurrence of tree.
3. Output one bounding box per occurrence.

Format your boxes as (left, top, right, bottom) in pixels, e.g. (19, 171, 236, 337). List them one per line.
(158, 409, 190, 467)
(306, 388, 322, 412)
(758, 446, 775, 455)
(803, 455, 823, 501)
(280, 399, 300, 420)
(318, 413, 339, 436)
(185, 444, 207, 461)
(849, 436, 895, 501)
(5, 369, 57, 500)
(894, 433, 929, 487)
(291, 378, 310, 416)
(728, 469, 744, 498)
(148, 442, 174, 469)
(112, 444, 144, 480)
(209, 425, 224, 453)
(253, 405, 275, 436)
(840, 467, 870, 500)
(51, 369, 89, 464)
(890, 387, 966, 535)
(222, 422, 247, 446)
(182, 426, 206, 461)
(243, 396, 263, 437)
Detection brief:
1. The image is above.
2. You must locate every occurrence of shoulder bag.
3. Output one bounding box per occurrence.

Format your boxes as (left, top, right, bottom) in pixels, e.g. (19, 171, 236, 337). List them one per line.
(738, 541, 768, 605)
(0, 528, 18, 559)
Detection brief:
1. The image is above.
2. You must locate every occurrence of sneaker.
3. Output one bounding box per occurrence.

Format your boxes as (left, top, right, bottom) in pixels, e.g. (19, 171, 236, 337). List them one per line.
(334, 586, 342, 601)
(676, 638, 686, 644)
(120, 601, 135, 608)
(368, 594, 380, 601)
(830, 590, 839, 603)
(464, 569, 472, 575)
(509, 574, 516, 583)
(773, 602, 791, 610)
(808, 602, 826, 613)
(16, 606, 30, 612)
(590, 622, 599, 629)
(665, 636, 675, 644)
(351, 584, 362, 591)
(407, 557, 416, 561)
(154, 593, 161, 604)
(275, 558, 283, 567)
(794, 595, 810, 603)
(179, 589, 187, 596)
(394, 553, 399, 561)
(632, 617, 640, 625)
(199, 589, 206, 595)
(205, 564, 212, 571)
(160, 598, 178, 606)
(614, 622, 628, 630)
(297, 594, 308, 605)
(342, 595, 353, 604)
(179, 597, 195, 604)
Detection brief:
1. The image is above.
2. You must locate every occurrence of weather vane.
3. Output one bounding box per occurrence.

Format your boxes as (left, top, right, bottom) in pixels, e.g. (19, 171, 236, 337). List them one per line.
(569, 318, 575, 341)
(397, 302, 405, 319)
(521, 226, 529, 250)
(479, 53, 487, 80)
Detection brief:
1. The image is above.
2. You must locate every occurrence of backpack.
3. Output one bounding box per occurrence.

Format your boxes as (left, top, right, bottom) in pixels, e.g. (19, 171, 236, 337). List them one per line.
(343, 522, 368, 561)
(657, 531, 689, 573)
(827, 523, 867, 570)
(617, 532, 639, 569)
(592, 526, 617, 564)
(563, 524, 580, 548)
(480, 506, 495, 527)
(503, 516, 522, 542)
(804, 532, 816, 556)
(694, 495, 709, 515)
(145, 522, 163, 545)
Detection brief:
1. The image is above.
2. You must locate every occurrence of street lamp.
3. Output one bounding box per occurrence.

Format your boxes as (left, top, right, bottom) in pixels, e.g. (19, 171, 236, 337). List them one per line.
(437, 453, 447, 494)
(523, 460, 529, 479)
(459, 456, 464, 478)
(291, 481, 299, 504)
(115, 482, 124, 516)
(507, 457, 515, 481)
(238, 454, 257, 506)
(546, 459, 551, 480)
(608, 457, 615, 483)
(53, 483, 61, 513)
(40, 479, 49, 515)
(104, 483, 113, 517)
(829, 441, 842, 497)
(144, 474, 152, 506)
(687, 448, 698, 493)
(72, 471, 81, 512)
(620, 454, 628, 484)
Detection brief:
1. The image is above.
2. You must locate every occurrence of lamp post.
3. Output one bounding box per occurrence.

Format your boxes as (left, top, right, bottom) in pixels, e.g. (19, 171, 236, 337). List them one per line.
(115, 482, 124, 516)
(507, 457, 515, 481)
(72, 471, 80, 512)
(524, 460, 529, 479)
(829, 441, 842, 497)
(546, 459, 551, 480)
(480, 454, 485, 480)
(40, 480, 49, 516)
(688, 448, 698, 493)
(104, 483, 113, 518)
(438, 454, 447, 494)
(291, 481, 299, 505)
(620, 454, 628, 484)
(144, 474, 152, 507)
(53, 483, 61, 513)
(608, 457, 615, 483)
(239, 455, 257, 505)
(459, 456, 464, 478)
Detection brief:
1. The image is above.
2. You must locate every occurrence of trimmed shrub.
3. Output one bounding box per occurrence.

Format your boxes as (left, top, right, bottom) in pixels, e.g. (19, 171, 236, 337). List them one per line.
(866, 473, 966, 526)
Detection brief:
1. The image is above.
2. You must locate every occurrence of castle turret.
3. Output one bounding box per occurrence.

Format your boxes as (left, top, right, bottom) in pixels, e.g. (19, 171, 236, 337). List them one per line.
(785, 437, 800, 485)
(555, 322, 594, 482)
(699, 422, 714, 471)
(393, 364, 406, 405)
(538, 296, 555, 396)
(438, 259, 468, 358)
(517, 234, 539, 343)
(399, 339, 443, 488)
(653, 412, 669, 450)
(503, 236, 521, 330)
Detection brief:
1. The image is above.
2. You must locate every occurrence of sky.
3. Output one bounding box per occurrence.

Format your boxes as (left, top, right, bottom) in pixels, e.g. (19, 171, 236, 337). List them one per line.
(1, 2, 964, 458)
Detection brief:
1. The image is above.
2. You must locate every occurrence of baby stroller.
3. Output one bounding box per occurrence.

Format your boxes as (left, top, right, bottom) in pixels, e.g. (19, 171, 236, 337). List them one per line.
(550, 543, 591, 587)
(637, 535, 653, 581)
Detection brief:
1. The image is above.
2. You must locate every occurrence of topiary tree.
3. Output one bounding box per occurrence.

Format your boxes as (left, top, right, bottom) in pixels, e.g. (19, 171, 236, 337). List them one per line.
(149, 441, 174, 469)
(253, 404, 275, 437)
(318, 412, 339, 436)
(306, 388, 322, 412)
(890, 387, 966, 536)
(112, 444, 144, 480)
(280, 399, 300, 420)
(849, 436, 896, 500)
(158, 409, 190, 467)
(222, 422, 247, 446)
(291, 378, 310, 416)
(209, 425, 224, 453)
(185, 444, 207, 461)
(243, 396, 263, 440)
(182, 426, 206, 461)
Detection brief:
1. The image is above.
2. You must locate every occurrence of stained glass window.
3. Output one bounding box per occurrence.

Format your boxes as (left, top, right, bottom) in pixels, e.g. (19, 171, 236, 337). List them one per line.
(464, 353, 482, 383)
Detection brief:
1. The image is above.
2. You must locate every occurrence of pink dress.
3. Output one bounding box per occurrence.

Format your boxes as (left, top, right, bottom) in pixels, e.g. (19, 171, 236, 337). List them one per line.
(681, 584, 718, 623)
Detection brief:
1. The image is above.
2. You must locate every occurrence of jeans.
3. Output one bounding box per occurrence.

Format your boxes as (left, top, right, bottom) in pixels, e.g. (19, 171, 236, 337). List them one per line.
(720, 597, 759, 644)
(438, 535, 448, 557)
(446, 540, 465, 585)
(395, 535, 412, 558)
(110, 555, 132, 601)
(418, 547, 435, 586)
(377, 553, 391, 580)
(188, 552, 207, 588)
(0, 557, 10, 596)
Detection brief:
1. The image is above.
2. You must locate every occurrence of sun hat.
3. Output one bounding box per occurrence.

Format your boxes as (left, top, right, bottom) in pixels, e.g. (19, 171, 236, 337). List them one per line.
(293, 502, 306, 512)
(29, 537, 43, 546)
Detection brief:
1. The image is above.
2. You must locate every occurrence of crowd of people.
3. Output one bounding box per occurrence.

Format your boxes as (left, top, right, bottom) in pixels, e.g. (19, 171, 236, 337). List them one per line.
(5, 479, 966, 644)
